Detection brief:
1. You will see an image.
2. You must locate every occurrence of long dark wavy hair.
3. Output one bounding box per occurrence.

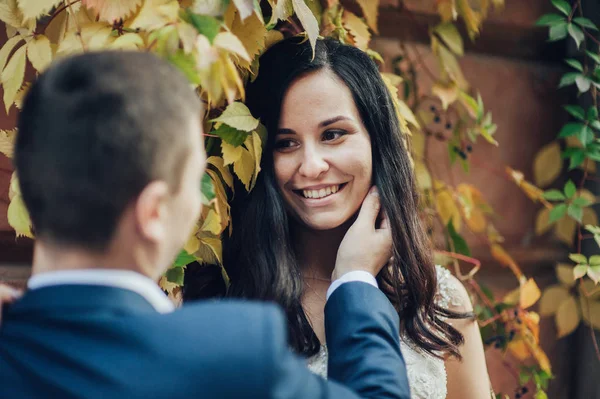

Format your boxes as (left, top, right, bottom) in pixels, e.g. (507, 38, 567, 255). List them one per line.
(196, 37, 468, 359)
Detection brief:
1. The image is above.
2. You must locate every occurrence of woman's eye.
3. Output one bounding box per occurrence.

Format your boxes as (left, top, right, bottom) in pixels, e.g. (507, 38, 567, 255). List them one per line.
(322, 130, 346, 142)
(274, 139, 298, 150)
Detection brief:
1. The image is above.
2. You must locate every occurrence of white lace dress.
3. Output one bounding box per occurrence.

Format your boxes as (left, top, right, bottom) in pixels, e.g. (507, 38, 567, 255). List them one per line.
(307, 265, 462, 399)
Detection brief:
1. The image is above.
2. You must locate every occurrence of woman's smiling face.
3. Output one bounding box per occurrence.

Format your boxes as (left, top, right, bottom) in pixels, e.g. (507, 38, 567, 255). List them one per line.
(273, 69, 372, 231)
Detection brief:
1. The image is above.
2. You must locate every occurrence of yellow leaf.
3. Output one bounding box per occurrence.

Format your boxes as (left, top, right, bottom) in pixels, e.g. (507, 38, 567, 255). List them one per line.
(0, 35, 24, 73)
(503, 278, 540, 309)
(233, 146, 255, 191)
(221, 140, 244, 166)
(457, 183, 487, 233)
(220, 54, 245, 103)
(0, 0, 24, 28)
(82, 0, 142, 22)
(506, 167, 545, 203)
(437, 0, 457, 22)
(158, 275, 180, 295)
(1, 44, 26, 113)
(201, 209, 223, 235)
(26, 35, 52, 72)
(15, 0, 61, 21)
(456, 0, 481, 40)
(190, 0, 228, 17)
(127, 0, 178, 30)
(582, 207, 598, 227)
(535, 207, 552, 236)
(207, 169, 231, 233)
(579, 296, 600, 330)
(265, 29, 284, 50)
(434, 23, 463, 56)
(556, 262, 576, 287)
(342, 11, 370, 51)
(184, 232, 201, 253)
(198, 234, 222, 264)
(414, 161, 432, 190)
(432, 81, 459, 110)
(226, 9, 266, 70)
(207, 156, 234, 189)
(7, 194, 33, 238)
(579, 278, 600, 300)
(245, 130, 262, 189)
(397, 100, 420, 129)
(57, 24, 114, 56)
(491, 244, 523, 279)
(554, 215, 576, 245)
(267, 0, 293, 26)
(555, 295, 580, 338)
(214, 32, 251, 62)
(533, 142, 562, 187)
(213, 102, 259, 131)
(355, 0, 379, 33)
(432, 36, 467, 89)
(0, 129, 17, 158)
(539, 285, 571, 316)
(380, 73, 411, 134)
(292, 0, 318, 59)
(508, 339, 530, 360)
(110, 32, 144, 49)
(13, 81, 29, 109)
(435, 189, 461, 231)
(232, 0, 253, 21)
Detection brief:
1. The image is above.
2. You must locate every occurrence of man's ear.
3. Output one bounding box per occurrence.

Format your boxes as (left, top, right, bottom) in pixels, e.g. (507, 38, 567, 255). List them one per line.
(134, 181, 170, 244)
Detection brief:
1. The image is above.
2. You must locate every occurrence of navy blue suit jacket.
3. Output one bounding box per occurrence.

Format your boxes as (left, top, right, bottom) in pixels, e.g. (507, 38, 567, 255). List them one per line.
(0, 281, 410, 398)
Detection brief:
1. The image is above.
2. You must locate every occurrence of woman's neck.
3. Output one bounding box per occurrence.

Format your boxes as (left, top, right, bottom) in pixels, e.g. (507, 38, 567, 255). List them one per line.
(291, 219, 353, 279)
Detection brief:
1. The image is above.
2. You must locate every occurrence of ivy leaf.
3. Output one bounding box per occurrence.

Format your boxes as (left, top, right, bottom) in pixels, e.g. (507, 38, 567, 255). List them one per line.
(559, 72, 579, 88)
(568, 23, 585, 49)
(567, 204, 583, 222)
(212, 102, 259, 132)
(588, 265, 600, 283)
(214, 124, 248, 147)
(188, 13, 222, 43)
(589, 255, 600, 266)
(565, 58, 583, 72)
(549, 22, 568, 41)
(551, 0, 571, 16)
(173, 249, 196, 268)
(543, 189, 566, 201)
(591, 120, 600, 131)
(564, 105, 586, 121)
(549, 203, 568, 223)
(586, 50, 600, 64)
(535, 13, 566, 26)
(15, 0, 62, 20)
(558, 122, 584, 138)
(573, 17, 598, 31)
(579, 125, 593, 144)
(572, 196, 591, 207)
(564, 147, 586, 169)
(564, 180, 576, 198)
(573, 264, 588, 279)
(214, 32, 251, 61)
(292, 0, 319, 59)
(201, 172, 216, 205)
(586, 106, 598, 121)
(355, 0, 379, 33)
(1, 44, 26, 114)
(447, 220, 471, 256)
(575, 75, 591, 93)
(539, 285, 571, 316)
(82, 0, 142, 23)
(165, 265, 185, 285)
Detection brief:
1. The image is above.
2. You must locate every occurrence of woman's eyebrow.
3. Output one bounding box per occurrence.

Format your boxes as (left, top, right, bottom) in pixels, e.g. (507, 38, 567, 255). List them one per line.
(319, 116, 352, 127)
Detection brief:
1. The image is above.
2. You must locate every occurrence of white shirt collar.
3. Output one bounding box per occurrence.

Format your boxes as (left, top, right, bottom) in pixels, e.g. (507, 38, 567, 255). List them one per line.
(27, 269, 175, 314)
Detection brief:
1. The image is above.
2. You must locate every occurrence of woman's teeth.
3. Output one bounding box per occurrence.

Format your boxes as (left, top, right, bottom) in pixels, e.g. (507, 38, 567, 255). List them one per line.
(302, 185, 340, 199)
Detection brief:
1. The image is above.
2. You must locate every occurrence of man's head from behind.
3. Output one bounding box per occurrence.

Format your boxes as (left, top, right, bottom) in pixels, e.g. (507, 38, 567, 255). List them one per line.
(15, 51, 205, 278)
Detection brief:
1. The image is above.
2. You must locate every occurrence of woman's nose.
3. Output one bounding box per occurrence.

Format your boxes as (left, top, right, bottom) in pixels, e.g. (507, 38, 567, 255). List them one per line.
(298, 147, 329, 179)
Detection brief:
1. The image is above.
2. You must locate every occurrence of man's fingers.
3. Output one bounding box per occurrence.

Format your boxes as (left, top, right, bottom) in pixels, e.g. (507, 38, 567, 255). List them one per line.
(357, 186, 381, 228)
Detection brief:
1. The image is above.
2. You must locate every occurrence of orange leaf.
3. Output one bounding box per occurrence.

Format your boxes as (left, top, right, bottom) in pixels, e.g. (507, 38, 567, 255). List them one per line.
(491, 244, 522, 279)
(342, 11, 370, 51)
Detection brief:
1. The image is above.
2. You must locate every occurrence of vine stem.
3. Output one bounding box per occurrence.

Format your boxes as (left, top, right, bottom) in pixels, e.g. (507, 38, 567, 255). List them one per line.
(42, 0, 82, 34)
(66, 0, 86, 51)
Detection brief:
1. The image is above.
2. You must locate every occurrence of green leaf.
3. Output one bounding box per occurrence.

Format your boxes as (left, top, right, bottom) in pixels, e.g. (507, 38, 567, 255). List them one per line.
(591, 120, 600, 131)
(559, 72, 579, 88)
(574, 17, 598, 31)
(214, 124, 249, 147)
(188, 13, 222, 43)
(536, 13, 566, 26)
(434, 23, 464, 56)
(166, 266, 185, 285)
(564, 105, 586, 120)
(587, 106, 599, 121)
(589, 255, 600, 266)
(575, 75, 592, 92)
(585, 224, 600, 234)
(569, 253, 588, 264)
(568, 23, 585, 49)
(212, 102, 259, 131)
(564, 180, 576, 198)
(565, 58, 584, 72)
(568, 149, 586, 169)
(573, 264, 588, 279)
(173, 249, 196, 268)
(167, 51, 201, 85)
(579, 125, 593, 144)
(567, 204, 583, 222)
(572, 197, 591, 207)
(447, 220, 471, 256)
(549, 22, 569, 41)
(549, 203, 568, 223)
(201, 172, 216, 205)
(543, 189, 566, 201)
(551, 0, 571, 15)
(558, 122, 584, 138)
(586, 50, 600, 64)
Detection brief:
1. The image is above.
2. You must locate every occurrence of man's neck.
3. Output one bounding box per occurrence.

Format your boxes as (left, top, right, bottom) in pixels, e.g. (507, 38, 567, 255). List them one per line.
(31, 241, 156, 280)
